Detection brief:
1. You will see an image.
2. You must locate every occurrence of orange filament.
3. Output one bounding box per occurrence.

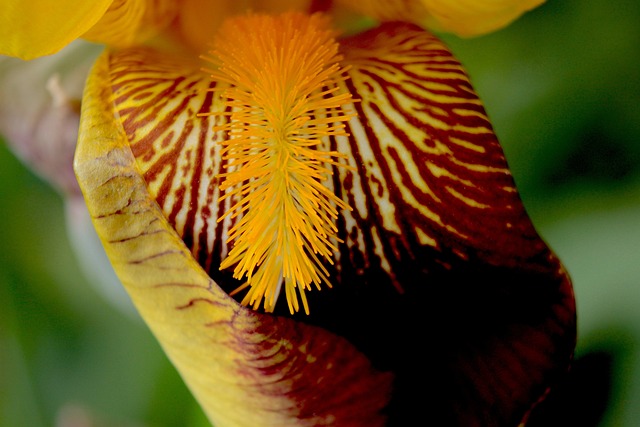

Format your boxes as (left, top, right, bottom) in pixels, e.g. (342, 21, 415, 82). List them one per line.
(203, 12, 353, 314)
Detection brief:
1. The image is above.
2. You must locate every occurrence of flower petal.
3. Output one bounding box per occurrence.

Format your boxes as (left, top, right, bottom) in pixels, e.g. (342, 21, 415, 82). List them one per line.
(81, 0, 179, 48)
(333, 0, 545, 36)
(75, 18, 576, 427)
(0, 0, 112, 60)
(322, 22, 575, 425)
(420, 0, 545, 36)
(74, 47, 392, 427)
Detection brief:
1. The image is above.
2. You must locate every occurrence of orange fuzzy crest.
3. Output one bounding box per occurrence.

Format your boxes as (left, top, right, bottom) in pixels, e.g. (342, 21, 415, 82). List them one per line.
(202, 12, 354, 314)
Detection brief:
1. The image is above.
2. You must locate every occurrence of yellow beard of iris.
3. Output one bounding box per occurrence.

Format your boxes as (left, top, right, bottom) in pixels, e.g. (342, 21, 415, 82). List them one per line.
(203, 12, 354, 314)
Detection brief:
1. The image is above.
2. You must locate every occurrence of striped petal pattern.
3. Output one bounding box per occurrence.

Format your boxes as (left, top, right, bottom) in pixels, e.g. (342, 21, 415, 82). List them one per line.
(74, 18, 575, 427)
(75, 47, 391, 427)
(338, 22, 548, 282)
(330, 22, 576, 426)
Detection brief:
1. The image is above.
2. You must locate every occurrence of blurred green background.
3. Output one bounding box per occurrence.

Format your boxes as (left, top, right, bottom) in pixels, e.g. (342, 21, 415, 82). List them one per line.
(1, 0, 639, 425)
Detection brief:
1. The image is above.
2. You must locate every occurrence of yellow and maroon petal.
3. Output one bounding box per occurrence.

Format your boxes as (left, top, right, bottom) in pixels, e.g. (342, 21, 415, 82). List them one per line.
(316, 22, 574, 425)
(74, 46, 391, 427)
(74, 13, 575, 427)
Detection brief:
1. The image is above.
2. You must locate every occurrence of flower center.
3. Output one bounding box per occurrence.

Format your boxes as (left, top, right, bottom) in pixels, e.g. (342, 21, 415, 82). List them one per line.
(203, 12, 354, 314)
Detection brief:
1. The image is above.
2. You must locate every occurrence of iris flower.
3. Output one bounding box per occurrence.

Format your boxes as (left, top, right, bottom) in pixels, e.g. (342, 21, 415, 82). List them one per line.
(1, 0, 576, 426)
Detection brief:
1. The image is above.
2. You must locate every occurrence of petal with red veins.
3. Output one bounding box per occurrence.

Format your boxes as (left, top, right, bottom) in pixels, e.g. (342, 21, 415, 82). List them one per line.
(329, 22, 576, 425)
(75, 18, 576, 427)
(75, 46, 392, 427)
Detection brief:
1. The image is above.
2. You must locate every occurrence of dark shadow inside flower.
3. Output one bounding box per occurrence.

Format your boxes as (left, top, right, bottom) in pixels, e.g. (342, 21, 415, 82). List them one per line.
(526, 351, 612, 426)
(208, 234, 575, 426)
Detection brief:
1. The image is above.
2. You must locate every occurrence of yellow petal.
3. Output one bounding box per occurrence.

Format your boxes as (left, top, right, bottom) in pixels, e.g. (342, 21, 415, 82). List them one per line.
(332, 0, 433, 23)
(420, 0, 545, 36)
(74, 46, 391, 427)
(0, 0, 112, 60)
(332, 0, 545, 36)
(81, 0, 179, 48)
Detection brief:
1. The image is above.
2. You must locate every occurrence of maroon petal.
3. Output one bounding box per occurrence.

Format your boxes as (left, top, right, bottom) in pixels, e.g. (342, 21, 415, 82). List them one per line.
(288, 22, 576, 426)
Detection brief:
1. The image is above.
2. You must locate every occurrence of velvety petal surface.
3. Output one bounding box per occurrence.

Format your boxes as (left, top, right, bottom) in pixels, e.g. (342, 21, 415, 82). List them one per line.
(74, 47, 391, 427)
